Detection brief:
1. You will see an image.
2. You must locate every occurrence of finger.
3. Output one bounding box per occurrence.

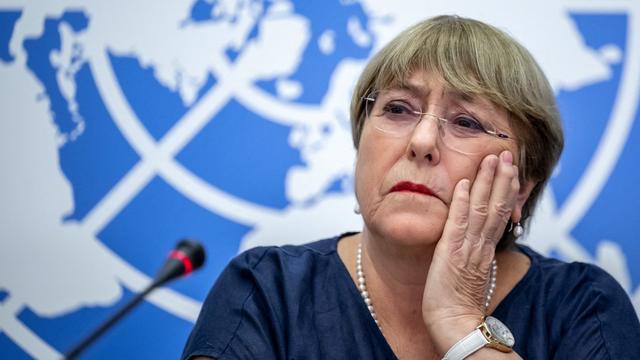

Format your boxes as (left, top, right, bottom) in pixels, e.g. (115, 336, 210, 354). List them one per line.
(466, 155, 499, 242)
(439, 178, 470, 255)
(468, 151, 518, 270)
(482, 151, 520, 245)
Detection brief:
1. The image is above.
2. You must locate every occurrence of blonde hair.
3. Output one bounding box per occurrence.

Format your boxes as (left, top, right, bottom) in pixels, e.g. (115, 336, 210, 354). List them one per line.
(350, 15, 564, 249)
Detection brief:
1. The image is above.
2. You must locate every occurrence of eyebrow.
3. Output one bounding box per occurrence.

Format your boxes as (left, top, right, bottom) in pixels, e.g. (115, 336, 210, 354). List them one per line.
(396, 83, 429, 99)
(397, 83, 476, 104)
(393, 81, 504, 126)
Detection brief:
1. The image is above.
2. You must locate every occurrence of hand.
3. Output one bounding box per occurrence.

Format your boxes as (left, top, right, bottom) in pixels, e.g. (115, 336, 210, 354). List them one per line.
(422, 150, 521, 354)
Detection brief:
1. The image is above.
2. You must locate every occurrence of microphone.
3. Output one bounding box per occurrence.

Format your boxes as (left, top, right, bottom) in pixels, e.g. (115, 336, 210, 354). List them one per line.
(153, 239, 206, 287)
(64, 239, 206, 359)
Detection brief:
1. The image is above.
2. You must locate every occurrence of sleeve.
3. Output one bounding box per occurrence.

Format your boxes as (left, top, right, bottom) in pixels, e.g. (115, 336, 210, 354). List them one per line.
(181, 247, 283, 360)
(552, 264, 640, 359)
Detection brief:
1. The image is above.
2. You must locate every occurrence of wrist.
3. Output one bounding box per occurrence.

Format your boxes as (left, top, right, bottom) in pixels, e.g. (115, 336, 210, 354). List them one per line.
(439, 315, 516, 360)
(426, 316, 483, 356)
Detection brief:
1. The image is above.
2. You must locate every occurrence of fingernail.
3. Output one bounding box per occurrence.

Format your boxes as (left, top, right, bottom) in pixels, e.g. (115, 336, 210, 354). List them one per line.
(461, 179, 469, 191)
(489, 156, 498, 169)
(501, 151, 513, 165)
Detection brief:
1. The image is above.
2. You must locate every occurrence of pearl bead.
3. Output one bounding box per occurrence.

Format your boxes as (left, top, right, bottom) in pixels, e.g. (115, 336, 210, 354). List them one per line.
(513, 222, 524, 238)
(356, 242, 498, 331)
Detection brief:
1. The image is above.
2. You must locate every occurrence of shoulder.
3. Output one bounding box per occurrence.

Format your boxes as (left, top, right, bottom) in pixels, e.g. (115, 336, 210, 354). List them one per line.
(181, 235, 349, 360)
(234, 235, 352, 302)
(518, 245, 628, 301)
(229, 235, 341, 274)
(210, 235, 345, 304)
(514, 245, 640, 357)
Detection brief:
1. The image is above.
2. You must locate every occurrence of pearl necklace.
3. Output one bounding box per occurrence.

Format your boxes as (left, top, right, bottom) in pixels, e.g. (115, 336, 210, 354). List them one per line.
(356, 242, 497, 330)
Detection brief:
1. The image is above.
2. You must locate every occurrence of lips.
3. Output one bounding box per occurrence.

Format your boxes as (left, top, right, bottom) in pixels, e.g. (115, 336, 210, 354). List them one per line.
(389, 181, 436, 197)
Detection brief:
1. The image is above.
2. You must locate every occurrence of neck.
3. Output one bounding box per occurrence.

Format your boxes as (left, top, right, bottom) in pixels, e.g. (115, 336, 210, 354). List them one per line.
(362, 227, 436, 288)
(356, 228, 440, 357)
(360, 228, 436, 319)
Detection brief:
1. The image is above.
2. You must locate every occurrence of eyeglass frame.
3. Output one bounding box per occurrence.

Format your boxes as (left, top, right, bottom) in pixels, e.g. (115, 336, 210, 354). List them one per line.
(362, 89, 514, 144)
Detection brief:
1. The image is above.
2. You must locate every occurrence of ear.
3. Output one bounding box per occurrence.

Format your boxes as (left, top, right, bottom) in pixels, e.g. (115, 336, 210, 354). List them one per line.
(511, 180, 536, 222)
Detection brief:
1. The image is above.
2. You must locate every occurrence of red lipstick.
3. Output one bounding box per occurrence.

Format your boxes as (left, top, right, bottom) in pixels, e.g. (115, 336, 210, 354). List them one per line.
(389, 181, 436, 196)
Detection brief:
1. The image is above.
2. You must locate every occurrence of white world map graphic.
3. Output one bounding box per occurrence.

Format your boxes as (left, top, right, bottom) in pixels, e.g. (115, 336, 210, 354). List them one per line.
(0, 0, 639, 358)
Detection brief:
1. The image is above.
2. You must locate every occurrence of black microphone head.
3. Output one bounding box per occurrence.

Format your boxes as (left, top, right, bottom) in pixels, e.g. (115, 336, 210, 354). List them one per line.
(154, 238, 206, 286)
(175, 238, 206, 271)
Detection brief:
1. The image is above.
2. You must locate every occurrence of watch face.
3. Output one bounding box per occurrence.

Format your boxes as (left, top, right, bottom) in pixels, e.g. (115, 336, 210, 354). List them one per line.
(485, 316, 515, 347)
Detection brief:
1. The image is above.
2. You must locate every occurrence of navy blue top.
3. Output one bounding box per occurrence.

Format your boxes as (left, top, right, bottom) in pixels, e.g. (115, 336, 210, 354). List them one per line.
(182, 234, 640, 359)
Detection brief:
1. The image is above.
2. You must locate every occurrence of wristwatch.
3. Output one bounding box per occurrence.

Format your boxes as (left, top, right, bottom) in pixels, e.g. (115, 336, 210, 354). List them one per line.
(442, 316, 515, 360)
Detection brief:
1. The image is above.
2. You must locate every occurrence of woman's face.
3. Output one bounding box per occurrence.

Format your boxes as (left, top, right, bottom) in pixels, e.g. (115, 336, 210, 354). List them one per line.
(355, 70, 520, 246)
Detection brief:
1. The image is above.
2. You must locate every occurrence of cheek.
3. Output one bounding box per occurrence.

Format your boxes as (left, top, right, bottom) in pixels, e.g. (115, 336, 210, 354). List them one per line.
(447, 143, 514, 189)
(354, 148, 382, 208)
(354, 129, 403, 207)
(450, 154, 483, 183)
(450, 145, 509, 180)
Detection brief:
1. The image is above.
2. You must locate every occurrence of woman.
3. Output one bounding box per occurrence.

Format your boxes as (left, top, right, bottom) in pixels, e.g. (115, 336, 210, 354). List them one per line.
(182, 15, 640, 359)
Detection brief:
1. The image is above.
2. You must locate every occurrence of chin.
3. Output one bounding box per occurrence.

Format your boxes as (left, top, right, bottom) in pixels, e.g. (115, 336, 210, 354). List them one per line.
(368, 211, 445, 247)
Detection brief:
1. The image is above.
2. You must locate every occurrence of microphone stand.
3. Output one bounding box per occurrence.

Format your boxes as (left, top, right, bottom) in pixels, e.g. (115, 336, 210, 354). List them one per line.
(64, 239, 205, 359)
(64, 278, 161, 359)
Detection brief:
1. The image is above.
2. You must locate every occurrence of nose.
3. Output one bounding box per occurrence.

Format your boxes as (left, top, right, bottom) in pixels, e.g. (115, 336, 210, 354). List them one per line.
(407, 114, 441, 164)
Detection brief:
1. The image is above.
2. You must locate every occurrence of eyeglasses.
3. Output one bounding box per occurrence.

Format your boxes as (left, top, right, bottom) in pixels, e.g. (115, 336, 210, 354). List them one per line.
(363, 89, 513, 155)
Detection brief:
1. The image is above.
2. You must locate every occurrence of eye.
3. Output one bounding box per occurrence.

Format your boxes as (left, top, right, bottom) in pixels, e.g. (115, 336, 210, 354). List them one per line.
(383, 101, 413, 114)
(450, 115, 485, 132)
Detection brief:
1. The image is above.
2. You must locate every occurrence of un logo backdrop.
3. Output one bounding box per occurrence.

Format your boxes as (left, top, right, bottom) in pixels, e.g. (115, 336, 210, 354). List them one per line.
(1, 1, 639, 358)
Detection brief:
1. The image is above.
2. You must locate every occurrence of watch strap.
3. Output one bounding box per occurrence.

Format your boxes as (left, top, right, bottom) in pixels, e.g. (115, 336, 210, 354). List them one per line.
(442, 328, 489, 360)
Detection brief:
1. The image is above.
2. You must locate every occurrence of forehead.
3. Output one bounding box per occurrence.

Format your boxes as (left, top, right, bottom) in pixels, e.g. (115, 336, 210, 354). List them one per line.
(388, 70, 514, 131)
(394, 71, 500, 111)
